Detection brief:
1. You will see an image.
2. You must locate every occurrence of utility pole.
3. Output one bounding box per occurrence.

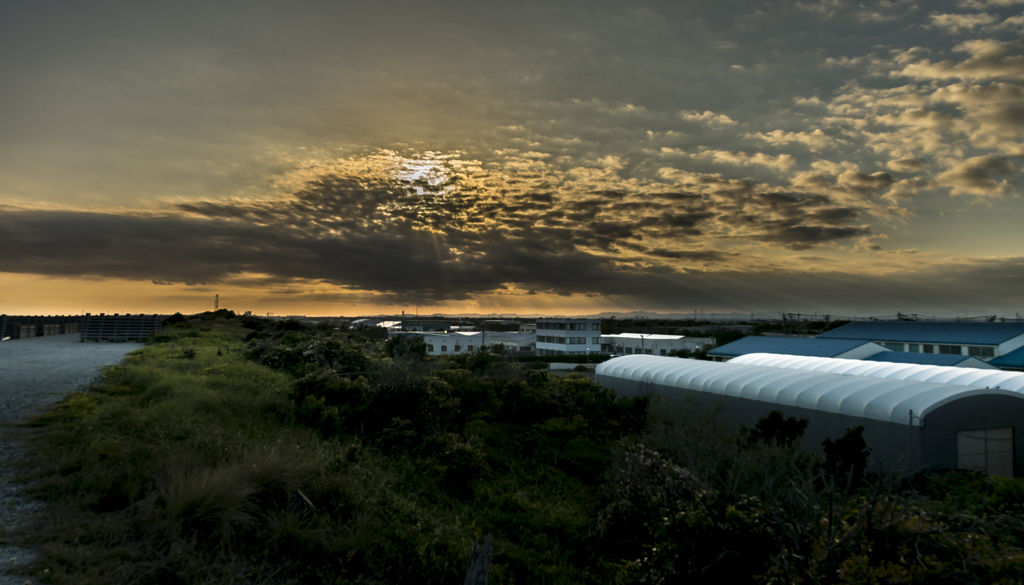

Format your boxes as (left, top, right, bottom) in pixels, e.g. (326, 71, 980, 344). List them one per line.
(214, 294, 219, 311)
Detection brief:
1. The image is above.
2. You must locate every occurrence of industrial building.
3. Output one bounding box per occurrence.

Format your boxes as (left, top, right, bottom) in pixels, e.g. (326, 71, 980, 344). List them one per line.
(400, 319, 450, 332)
(601, 333, 714, 356)
(79, 313, 164, 342)
(818, 321, 1024, 362)
(535, 318, 602, 356)
(1, 315, 82, 340)
(707, 336, 887, 362)
(596, 355, 1024, 477)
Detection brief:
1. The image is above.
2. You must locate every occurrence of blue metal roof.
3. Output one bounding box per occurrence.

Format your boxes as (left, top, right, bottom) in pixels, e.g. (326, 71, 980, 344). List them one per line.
(818, 321, 1024, 345)
(991, 347, 1024, 369)
(864, 351, 994, 368)
(708, 336, 875, 358)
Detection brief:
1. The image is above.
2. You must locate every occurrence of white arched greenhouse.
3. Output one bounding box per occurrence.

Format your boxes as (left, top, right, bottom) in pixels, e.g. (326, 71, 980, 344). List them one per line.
(730, 353, 1024, 392)
(596, 355, 1024, 477)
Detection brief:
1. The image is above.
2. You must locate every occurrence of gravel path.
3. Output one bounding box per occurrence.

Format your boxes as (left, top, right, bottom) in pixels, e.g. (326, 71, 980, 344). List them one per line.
(0, 334, 143, 585)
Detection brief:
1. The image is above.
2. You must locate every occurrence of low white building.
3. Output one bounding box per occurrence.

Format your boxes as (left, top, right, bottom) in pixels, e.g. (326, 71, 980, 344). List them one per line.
(535, 318, 602, 356)
(602, 333, 714, 356)
(395, 331, 535, 356)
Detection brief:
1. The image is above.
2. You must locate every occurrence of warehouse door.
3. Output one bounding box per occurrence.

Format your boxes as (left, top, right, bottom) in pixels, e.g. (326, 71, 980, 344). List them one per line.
(958, 428, 1014, 477)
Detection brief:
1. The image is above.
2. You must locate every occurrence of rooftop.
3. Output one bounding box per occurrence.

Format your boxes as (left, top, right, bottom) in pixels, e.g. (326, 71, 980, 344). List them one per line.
(603, 333, 706, 340)
(818, 321, 1024, 345)
(707, 335, 878, 358)
(990, 347, 1024, 369)
(730, 353, 1024, 391)
(597, 355, 1024, 427)
(864, 352, 996, 368)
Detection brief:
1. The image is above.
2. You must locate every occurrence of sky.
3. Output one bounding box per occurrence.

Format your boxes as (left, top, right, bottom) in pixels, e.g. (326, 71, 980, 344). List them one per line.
(2, 0, 1024, 318)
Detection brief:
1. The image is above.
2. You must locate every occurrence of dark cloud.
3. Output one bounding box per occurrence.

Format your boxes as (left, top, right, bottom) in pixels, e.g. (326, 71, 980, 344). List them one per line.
(0, 169, 878, 303)
(936, 155, 1017, 196)
(754, 224, 872, 250)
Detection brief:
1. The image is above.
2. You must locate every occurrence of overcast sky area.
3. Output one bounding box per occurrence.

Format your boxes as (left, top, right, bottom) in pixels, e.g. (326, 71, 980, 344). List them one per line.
(2, 0, 1024, 317)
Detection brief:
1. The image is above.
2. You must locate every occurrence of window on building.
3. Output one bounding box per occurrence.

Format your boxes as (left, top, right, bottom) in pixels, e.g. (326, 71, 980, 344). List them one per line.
(939, 345, 962, 355)
(626, 347, 633, 354)
(441, 345, 447, 352)
(454, 345, 461, 352)
(923, 344, 934, 353)
(592, 337, 600, 344)
(467, 345, 474, 352)
(882, 342, 904, 351)
(645, 349, 652, 355)
(592, 323, 600, 330)
(968, 346, 995, 358)
(426, 344, 434, 352)
(908, 344, 920, 353)
(660, 349, 666, 355)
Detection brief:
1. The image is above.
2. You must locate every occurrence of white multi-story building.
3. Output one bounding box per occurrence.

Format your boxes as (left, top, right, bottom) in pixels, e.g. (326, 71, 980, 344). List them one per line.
(535, 318, 602, 356)
(602, 333, 714, 356)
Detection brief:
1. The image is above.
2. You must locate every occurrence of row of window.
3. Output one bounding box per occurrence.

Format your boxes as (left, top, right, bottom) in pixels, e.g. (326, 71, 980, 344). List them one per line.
(622, 348, 668, 355)
(880, 342, 996, 358)
(537, 336, 601, 345)
(537, 322, 601, 330)
(426, 344, 474, 353)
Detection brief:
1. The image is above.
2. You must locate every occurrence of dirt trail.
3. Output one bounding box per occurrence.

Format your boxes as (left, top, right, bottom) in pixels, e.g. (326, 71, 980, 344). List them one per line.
(0, 334, 143, 585)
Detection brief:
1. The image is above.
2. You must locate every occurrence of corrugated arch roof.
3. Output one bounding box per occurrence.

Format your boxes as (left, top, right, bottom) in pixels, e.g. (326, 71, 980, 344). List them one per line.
(730, 353, 1024, 392)
(596, 355, 1024, 427)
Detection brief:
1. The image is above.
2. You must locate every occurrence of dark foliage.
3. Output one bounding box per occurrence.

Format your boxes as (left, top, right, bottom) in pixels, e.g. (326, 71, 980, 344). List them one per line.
(385, 334, 428, 359)
(745, 409, 809, 446)
(823, 425, 871, 487)
(161, 312, 187, 326)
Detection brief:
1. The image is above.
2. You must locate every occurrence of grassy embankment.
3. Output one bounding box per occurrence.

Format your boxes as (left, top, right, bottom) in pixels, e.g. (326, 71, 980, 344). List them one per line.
(12, 313, 1024, 584)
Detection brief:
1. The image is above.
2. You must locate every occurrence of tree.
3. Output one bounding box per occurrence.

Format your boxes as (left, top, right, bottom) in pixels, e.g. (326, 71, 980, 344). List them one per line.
(745, 410, 809, 446)
(385, 334, 428, 359)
